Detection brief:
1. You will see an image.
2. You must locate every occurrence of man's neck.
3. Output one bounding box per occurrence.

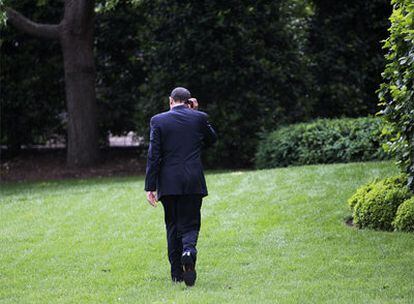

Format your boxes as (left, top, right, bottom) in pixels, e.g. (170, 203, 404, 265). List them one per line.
(171, 103, 186, 109)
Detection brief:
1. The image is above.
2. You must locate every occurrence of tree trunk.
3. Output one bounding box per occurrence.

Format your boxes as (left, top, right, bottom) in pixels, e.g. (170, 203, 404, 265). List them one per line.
(6, 1, 100, 167)
(61, 20, 100, 167)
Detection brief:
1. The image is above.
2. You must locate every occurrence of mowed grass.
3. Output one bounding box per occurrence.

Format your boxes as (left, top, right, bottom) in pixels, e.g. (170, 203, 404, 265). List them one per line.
(1, 161, 413, 303)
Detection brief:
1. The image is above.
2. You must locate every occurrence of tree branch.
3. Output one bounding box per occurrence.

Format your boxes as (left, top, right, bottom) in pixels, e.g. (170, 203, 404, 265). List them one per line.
(6, 7, 60, 39)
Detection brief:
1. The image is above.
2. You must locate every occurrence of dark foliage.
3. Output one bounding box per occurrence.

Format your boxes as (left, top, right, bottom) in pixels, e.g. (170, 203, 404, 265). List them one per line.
(95, 3, 145, 144)
(1, 2, 145, 151)
(137, 0, 312, 167)
(307, 0, 392, 117)
(0, 1, 64, 153)
(1, 0, 397, 169)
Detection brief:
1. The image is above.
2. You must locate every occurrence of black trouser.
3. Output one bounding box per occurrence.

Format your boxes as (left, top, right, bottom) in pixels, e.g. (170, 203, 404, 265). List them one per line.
(160, 194, 202, 280)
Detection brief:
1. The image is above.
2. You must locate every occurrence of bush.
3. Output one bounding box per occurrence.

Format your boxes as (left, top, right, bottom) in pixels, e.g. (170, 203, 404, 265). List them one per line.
(348, 182, 375, 211)
(255, 117, 388, 169)
(378, 0, 414, 191)
(393, 197, 414, 232)
(349, 175, 412, 231)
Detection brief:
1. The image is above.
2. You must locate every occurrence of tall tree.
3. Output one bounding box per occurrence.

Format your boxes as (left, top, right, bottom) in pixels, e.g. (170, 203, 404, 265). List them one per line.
(5, 0, 99, 166)
(1, 1, 145, 153)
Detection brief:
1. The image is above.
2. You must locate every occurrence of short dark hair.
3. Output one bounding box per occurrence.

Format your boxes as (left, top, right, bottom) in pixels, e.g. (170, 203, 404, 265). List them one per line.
(170, 87, 191, 102)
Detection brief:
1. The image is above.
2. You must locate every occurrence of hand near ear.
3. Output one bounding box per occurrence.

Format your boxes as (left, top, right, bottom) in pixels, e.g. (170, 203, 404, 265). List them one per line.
(188, 98, 199, 110)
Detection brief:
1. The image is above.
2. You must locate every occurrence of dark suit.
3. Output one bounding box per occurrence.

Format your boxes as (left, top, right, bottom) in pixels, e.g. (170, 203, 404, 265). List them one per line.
(144, 104, 217, 279)
(145, 104, 217, 199)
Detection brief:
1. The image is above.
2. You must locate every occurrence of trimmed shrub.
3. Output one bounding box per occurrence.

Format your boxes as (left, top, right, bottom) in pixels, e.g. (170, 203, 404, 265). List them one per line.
(348, 182, 375, 211)
(255, 117, 388, 169)
(393, 197, 414, 232)
(350, 175, 412, 231)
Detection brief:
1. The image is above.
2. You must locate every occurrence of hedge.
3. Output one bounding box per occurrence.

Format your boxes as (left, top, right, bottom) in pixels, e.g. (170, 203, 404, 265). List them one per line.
(255, 117, 388, 169)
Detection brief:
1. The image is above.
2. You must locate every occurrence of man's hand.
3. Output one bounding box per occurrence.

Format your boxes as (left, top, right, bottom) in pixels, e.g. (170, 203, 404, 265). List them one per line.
(188, 98, 199, 110)
(146, 191, 158, 207)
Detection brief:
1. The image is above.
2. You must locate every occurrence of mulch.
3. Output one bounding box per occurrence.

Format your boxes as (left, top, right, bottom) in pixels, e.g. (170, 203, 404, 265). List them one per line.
(0, 147, 147, 183)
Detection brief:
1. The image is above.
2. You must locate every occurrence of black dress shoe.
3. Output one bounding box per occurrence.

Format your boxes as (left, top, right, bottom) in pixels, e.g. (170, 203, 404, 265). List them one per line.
(181, 251, 196, 287)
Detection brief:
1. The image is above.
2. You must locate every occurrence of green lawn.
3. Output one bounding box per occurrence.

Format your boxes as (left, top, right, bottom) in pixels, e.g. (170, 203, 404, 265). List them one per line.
(1, 161, 413, 303)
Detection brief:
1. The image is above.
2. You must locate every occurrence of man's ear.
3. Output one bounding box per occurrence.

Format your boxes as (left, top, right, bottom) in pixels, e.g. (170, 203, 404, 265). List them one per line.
(169, 97, 174, 105)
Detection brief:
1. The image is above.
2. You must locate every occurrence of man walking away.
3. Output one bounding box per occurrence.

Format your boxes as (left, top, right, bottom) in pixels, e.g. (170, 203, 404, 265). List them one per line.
(144, 87, 217, 286)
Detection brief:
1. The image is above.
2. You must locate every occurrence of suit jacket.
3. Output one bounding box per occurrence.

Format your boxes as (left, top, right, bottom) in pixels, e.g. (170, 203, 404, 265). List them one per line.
(144, 104, 217, 200)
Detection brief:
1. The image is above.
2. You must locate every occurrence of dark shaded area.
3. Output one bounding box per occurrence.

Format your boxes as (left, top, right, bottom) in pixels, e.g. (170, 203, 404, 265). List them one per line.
(0, 2, 145, 154)
(137, 0, 312, 168)
(1, 0, 394, 174)
(95, 4, 145, 143)
(307, 0, 392, 117)
(0, 1, 65, 156)
(0, 147, 147, 182)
